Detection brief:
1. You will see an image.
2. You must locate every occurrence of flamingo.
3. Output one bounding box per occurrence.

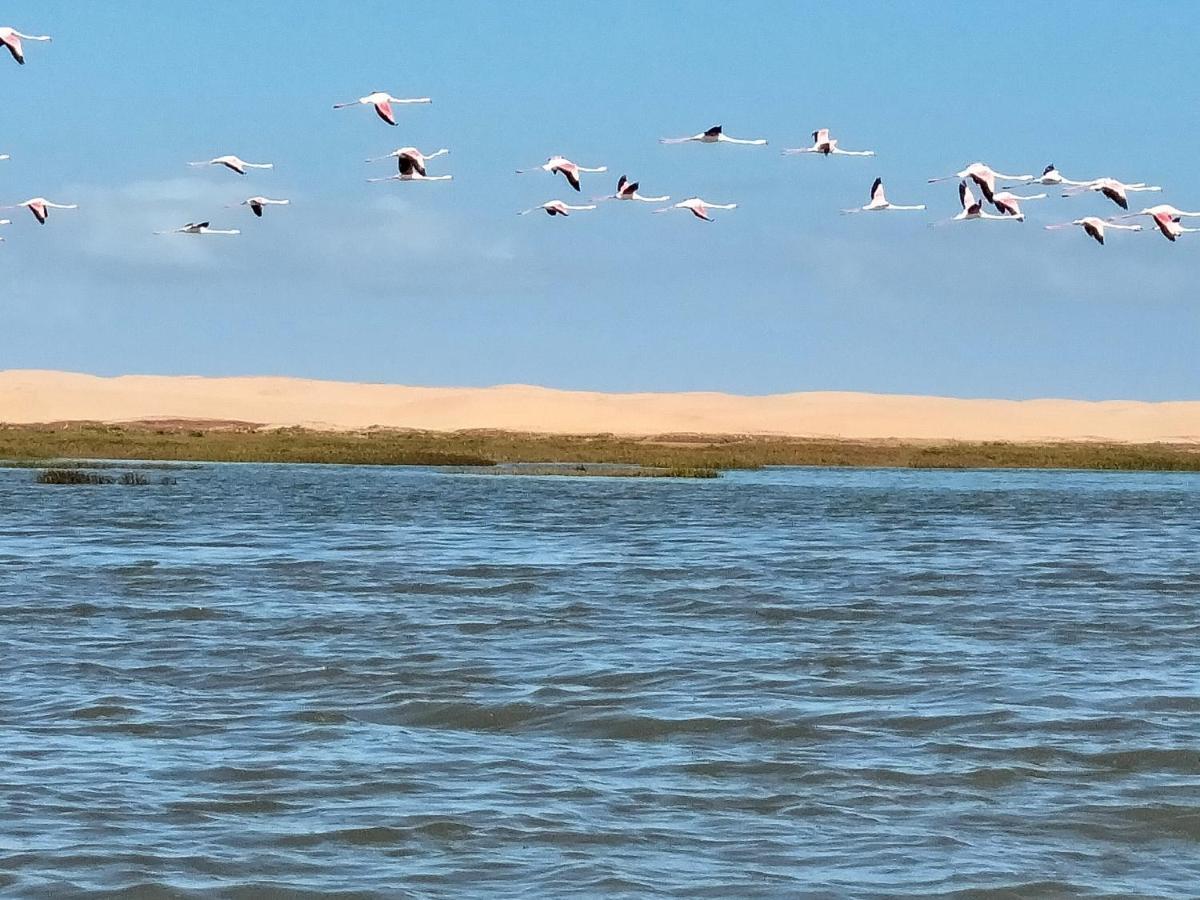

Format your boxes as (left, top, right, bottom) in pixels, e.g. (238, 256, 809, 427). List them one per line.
(366, 147, 449, 177)
(230, 197, 290, 217)
(1, 198, 78, 225)
(1147, 211, 1200, 242)
(783, 128, 874, 157)
(1044, 217, 1142, 246)
(1119, 204, 1200, 222)
(155, 222, 241, 236)
(929, 162, 1034, 203)
(842, 178, 925, 213)
(516, 156, 607, 192)
(188, 155, 273, 176)
(0, 27, 51, 65)
(1062, 177, 1162, 210)
(659, 125, 767, 146)
(934, 182, 1020, 224)
(1025, 164, 1092, 187)
(652, 197, 737, 222)
(332, 92, 431, 126)
(518, 200, 597, 217)
(991, 190, 1047, 219)
(599, 175, 669, 203)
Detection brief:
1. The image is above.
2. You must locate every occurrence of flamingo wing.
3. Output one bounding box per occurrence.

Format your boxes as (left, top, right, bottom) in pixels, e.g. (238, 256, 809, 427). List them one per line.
(1101, 186, 1128, 209)
(374, 100, 397, 126)
(1, 33, 23, 64)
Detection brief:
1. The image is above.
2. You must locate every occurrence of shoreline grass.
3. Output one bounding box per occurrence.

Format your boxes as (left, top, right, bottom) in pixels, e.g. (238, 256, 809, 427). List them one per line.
(2, 422, 1200, 473)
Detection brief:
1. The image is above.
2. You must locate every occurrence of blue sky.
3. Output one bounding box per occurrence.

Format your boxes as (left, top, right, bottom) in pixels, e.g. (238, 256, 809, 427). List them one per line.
(2, 1, 1198, 399)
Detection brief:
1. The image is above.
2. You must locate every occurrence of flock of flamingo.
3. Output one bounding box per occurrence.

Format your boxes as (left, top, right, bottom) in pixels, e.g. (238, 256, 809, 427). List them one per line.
(2, 24, 1198, 246)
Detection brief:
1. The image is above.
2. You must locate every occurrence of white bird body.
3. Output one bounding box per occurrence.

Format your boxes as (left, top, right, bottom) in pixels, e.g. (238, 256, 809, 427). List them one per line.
(653, 197, 737, 222)
(0, 154, 9, 161)
(233, 197, 290, 217)
(929, 162, 1033, 203)
(0, 217, 9, 241)
(519, 200, 597, 217)
(1027, 164, 1091, 187)
(156, 221, 241, 236)
(333, 92, 431, 126)
(2, 197, 78, 225)
(1044, 216, 1141, 246)
(843, 178, 925, 213)
(517, 156, 607, 192)
(0, 27, 51, 65)
(188, 155, 273, 176)
(366, 147, 449, 177)
(1063, 177, 1162, 210)
(659, 125, 767, 146)
(784, 128, 874, 157)
(600, 175, 669, 203)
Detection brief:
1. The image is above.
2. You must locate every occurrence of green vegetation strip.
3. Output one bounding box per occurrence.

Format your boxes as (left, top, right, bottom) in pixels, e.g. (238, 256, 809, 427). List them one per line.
(2, 423, 1200, 472)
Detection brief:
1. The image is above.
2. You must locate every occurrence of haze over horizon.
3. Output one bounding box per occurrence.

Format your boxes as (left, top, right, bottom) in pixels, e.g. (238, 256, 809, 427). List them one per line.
(3, 1, 1199, 401)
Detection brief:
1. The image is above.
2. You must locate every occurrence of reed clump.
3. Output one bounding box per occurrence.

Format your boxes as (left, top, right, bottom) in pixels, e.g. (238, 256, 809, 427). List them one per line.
(34, 468, 173, 485)
(5, 423, 1200, 474)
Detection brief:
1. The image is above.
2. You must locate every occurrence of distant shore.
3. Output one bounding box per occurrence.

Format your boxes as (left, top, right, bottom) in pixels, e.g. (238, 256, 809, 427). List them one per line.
(3, 422, 1200, 473)
(3, 370, 1200, 473)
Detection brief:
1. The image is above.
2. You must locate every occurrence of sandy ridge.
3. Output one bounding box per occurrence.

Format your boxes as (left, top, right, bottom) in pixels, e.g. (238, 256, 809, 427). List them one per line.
(2, 369, 1199, 443)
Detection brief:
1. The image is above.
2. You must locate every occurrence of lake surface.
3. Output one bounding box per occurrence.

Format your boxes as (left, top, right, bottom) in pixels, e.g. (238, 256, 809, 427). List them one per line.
(1, 465, 1197, 897)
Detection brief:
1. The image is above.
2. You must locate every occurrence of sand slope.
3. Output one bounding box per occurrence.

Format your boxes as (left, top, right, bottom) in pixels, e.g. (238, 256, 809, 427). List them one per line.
(2, 369, 1199, 443)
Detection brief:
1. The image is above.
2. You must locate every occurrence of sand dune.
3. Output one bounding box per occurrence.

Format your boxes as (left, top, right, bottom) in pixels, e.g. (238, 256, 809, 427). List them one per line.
(2, 369, 1199, 443)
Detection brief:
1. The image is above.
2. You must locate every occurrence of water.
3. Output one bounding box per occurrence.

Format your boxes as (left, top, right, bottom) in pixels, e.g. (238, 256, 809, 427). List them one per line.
(1, 465, 1197, 898)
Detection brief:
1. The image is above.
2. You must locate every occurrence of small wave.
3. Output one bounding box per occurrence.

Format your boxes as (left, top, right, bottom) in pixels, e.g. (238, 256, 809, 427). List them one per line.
(69, 703, 137, 720)
(353, 700, 556, 732)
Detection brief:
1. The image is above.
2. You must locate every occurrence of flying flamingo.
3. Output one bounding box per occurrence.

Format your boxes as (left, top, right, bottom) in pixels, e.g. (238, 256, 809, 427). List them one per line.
(1, 198, 78, 225)
(659, 125, 767, 146)
(1147, 211, 1200, 242)
(1025, 164, 1092, 187)
(783, 129, 874, 157)
(599, 175, 669, 203)
(934, 182, 1019, 225)
(0, 27, 51, 65)
(1118, 204, 1200, 222)
(188, 155, 273, 176)
(929, 162, 1034, 203)
(333, 92, 431, 126)
(366, 147, 449, 177)
(230, 197, 290, 217)
(518, 200, 597, 217)
(155, 222, 241, 236)
(990, 190, 1047, 219)
(1062, 177, 1162, 210)
(517, 156, 607, 192)
(1044, 217, 1142, 246)
(652, 197, 737, 222)
(842, 178, 925, 213)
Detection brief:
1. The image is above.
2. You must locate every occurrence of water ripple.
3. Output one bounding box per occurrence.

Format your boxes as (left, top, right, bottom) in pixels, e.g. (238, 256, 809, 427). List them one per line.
(1, 465, 1198, 896)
